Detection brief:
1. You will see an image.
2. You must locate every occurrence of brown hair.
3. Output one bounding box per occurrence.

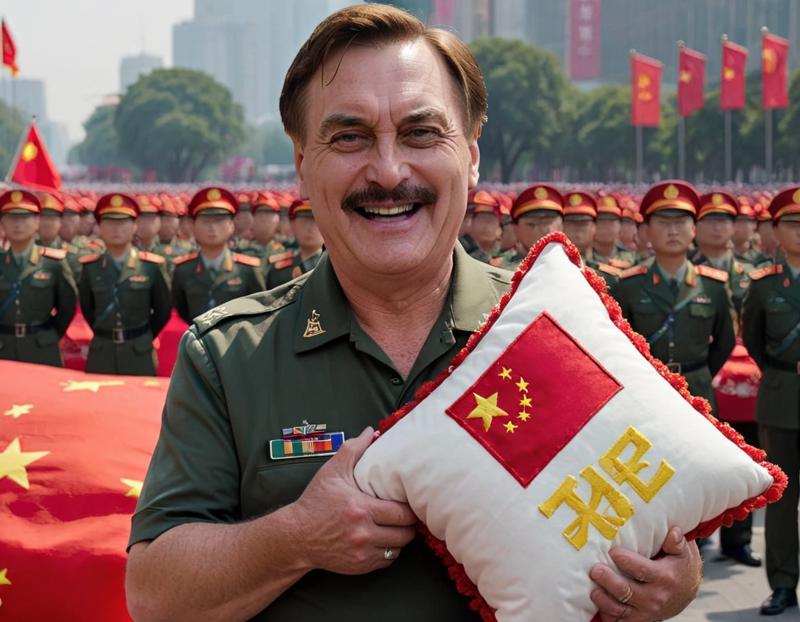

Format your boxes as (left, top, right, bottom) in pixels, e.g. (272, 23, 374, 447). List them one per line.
(279, 3, 487, 142)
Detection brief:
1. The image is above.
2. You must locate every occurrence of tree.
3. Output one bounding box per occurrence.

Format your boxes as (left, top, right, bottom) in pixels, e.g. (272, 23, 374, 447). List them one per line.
(470, 38, 570, 183)
(115, 68, 245, 182)
(70, 104, 131, 168)
(0, 100, 24, 176)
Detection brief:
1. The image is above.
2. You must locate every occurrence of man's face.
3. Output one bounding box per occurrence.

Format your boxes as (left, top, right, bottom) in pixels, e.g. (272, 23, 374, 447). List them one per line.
(136, 213, 161, 240)
(234, 210, 253, 237)
(1, 213, 39, 245)
(695, 215, 734, 252)
(290, 214, 325, 251)
(295, 38, 479, 277)
(178, 216, 193, 238)
(252, 209, 280, 243)
(500, 222, 516, 250)
(514, 212, 563, 250)
(758, 220, 777, 253)
(620, 220, 637, 246)
(79, 212, 95, 236)
(279, 214, 293, 238)
(38, 212, 62, 242)
(193, 214, 235, 248)
(775, 218, 800, 257)
(562, 217, 596, 253)
(647, 213, 695, 257)
(459, 213, 473, 238)
(159, 214, 179, 241)
(471, 212, 500, 246)
(60, 212, 80, 241)
(594, 215, 621, 246)
(98, 217, 136, 247)
(733, 217, 756, 245)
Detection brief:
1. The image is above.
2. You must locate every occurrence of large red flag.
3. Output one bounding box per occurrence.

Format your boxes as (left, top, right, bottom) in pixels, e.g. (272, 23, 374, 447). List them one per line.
(9, 122, 62, 192)
(631, 52, 662, 127)
(0, 360, 166, 620)
(677, 46, 706, 117)
(762, 31, 790, 110)
(568, 0, 602, 81)
(1, 19, 18, 76)
(720, 40, 748, 110)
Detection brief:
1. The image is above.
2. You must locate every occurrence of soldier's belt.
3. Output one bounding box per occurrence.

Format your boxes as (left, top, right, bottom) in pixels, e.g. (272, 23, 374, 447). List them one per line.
(765, 355, 800, 375)
(665, 359, 708, 374)
(94, 324, 151, 344)
(0, 319, 54, 338)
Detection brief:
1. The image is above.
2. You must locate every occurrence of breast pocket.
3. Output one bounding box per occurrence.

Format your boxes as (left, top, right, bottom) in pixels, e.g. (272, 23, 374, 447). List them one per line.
(120, 279, 152, 323)
(765, 300, 800, 339)
(247, 458, 328, 518)
(27, 272, 56, 315)
(629, 302, 664, 336)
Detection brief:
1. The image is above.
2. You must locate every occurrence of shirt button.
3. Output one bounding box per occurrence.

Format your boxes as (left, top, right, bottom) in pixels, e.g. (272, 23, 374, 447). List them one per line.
(390, 377, 402, 386)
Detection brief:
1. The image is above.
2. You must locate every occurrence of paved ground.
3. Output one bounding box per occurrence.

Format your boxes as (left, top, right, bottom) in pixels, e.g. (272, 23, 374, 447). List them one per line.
(677, 510, 799, 621)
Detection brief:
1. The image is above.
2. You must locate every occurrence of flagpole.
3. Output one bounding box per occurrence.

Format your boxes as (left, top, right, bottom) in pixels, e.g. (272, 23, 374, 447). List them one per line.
(635, 125, 643, 183)
(677, 41, 685, 180)
(725, 111, 732, 181)
(762, 26, 774, 181)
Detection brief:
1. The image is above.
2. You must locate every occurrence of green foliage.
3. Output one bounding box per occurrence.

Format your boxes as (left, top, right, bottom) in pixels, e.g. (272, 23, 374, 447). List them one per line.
(115, 68, 245, 182)
(0, 100, 24, 176)
(70, 104, 131, 168)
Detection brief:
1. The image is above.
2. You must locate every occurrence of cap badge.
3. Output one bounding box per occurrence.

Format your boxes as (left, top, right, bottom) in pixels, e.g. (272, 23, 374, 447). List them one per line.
(534, 187, 548, 200)
(110, 195, 123, 207)
(712, 193, 723, 205)
(303, 309, 325, 338)
(664, 184, 679, 200)
(10, 191, 22, 203)
(793, 189, 800, 204)
(207, 188, 222, 201)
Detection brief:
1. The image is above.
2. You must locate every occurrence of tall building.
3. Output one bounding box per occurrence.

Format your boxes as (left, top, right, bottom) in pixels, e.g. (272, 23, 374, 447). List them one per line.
(0, 77, 47, 121)
(120, 53, 164, 91)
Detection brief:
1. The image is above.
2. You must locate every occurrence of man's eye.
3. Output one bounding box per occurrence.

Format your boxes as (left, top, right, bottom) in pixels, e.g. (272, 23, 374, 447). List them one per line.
(407, 128, 439, 140)
(332, 133, 364, 144)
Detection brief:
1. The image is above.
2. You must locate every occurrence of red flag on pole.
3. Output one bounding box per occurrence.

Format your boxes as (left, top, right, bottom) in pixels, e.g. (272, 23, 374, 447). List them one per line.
(8, 122, 62, 192)
(1, 19, 18, 76)
(631, 52, 662, 127)
(720, 39, 748, 111)
(762, 31, 790, 110)
(677, 46, 706, 117)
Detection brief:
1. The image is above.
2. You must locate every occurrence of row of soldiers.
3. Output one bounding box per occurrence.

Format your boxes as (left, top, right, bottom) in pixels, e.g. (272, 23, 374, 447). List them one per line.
(460, 181, 800, 617)
(0, 186, 324, 376)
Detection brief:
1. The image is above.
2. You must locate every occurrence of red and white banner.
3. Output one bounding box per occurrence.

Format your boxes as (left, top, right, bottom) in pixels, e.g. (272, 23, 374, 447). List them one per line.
(631, 52, 662, 127)
(568, 0, 602, 81)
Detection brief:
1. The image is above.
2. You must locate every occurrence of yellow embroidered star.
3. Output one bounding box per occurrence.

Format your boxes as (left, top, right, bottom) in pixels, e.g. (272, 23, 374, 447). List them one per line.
(0, 438, 49, 490)
(498, 367, 512, 380)
(143, 380, 161, 387)
(60, 380, 125, 393)
(120, 478, 143, 498)
(515, 377, 529, 393)
(3, 404, 33, 419)
(504, 421, 518, 433)
(0, 568, 9, 586)
(517, 411, 531, 422)
(519, 395, 532, 408)
(467, 392, 509, 432)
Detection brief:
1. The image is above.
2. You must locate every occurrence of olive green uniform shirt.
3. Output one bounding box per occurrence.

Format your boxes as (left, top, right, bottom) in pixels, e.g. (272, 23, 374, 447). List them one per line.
(691, 251, 753, 319)
(130, 244, 511, 621)
(265, 248, 323, 290)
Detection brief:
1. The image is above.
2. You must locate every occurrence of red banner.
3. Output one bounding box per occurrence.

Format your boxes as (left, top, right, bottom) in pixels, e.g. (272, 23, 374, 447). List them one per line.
(1, 19, 18, 76)
(677, 46, 706, 117)
(568, 0, 602, 81)
(762, 32, 790, 110)
(631, 53, 662, 127)
(720, 40, 748, 111)
(0, 360, 166, 620)
(9, 122, 62, 192)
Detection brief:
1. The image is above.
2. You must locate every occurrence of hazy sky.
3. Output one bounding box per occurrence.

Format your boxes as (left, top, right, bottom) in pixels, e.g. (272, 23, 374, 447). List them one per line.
(3, 0, 193, 142)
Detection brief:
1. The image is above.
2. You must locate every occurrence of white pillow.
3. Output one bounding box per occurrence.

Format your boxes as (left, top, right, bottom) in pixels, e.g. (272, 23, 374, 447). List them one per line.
(354, 233, 785, 622)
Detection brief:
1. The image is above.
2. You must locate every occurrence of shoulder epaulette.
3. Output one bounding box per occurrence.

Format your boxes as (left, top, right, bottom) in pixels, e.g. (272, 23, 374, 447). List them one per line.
(233, 252, 261, 267)
(79, 253, 101, 264)
(172, 252, 198, 266)
(268, 250, 294, 265)
(489, 257, 504, 268)
(40, 247, 66, 260)
(596, 263, 622, 277)
(86, 240, 104, 250)
(609, 257, 632, 269)
(65, 243, 79, 254)
(138, 251, 166, 264)
(749, 263, 783, 281)
(273, 258, 294, 270)
(620, 265, 648, 279)
(696, 264, 729, 282)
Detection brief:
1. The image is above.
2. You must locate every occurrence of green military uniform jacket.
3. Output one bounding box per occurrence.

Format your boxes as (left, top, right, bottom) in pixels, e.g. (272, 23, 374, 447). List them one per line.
(691, 251, 753, 319)
(742, 261, 800, 429)
(171, 248, 265, 324)
(265, 248, 323, 290)
(735, 245, 771, 268)
(583, 248, 622, 289)
(0, 245, 77, 366)
(467, 244, 505, 267)
(498, 246, 526, 271)
(130, 244, 511, 621)
(79, 247, 171, 376)
(40, 235, 84, 282)
(611, 260, 736, 409)
(591, 246, 636, 270)
(235, 238, 286, 259)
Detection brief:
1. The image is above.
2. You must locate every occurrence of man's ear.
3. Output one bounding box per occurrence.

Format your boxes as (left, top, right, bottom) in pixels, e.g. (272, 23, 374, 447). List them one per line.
(294, 140, 307, 198)
(468, 135, 481, 189)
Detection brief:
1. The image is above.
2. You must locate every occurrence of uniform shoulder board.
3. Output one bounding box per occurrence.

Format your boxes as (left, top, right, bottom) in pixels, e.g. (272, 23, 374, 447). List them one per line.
(139, 251, 166, 264)
(79, 253, 101, 264)
(596, 263, 622, 277)
(609, 257, 632, 269)
(233, 252, 261, 267)
(273, 258, 294, 270)
(268, 250, 294, 265)
(488, 257, 504, 268)
(696, 264, 729, 282)
(749, 263, 783, 281)
(619, 264, 648, 279)
(173, 252, 199, 266)
(40, 247, 67, 260)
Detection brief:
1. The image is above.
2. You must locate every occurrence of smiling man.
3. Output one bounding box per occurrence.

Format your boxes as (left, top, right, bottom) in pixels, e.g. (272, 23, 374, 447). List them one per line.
(125, 6, 701, 622)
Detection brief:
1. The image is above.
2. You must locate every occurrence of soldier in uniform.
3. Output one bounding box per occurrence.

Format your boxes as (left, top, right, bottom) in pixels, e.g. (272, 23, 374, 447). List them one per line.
(134, 195, 164, 254)
(501, 184, 564, 270)
(592, 195, 636, 269)
(464, 190, 504, 265)
(562, 191, 621, 287)
(757, 204, 781, 262)
(742, 186, 800, 616)
(735, 198, 770, 267)
(612, 181, 735, 411)
(230, 192, 256, 252)
(0, 189, 77, 367)
(236, 192, 286, 259)
(37, 192, 83, 281)
(171, 187, 265, 324)
(265, 198, 324, 289)
(79, 192, 171, 376)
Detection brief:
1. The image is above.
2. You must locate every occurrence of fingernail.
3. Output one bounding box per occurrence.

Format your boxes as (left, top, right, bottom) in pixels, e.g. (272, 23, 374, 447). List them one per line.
(673, 527, 683, 543)
(590, 566, 603, 580)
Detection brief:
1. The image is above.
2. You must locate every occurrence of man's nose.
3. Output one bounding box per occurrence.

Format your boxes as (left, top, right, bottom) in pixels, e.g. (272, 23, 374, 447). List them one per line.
(365, 134, 411, 190)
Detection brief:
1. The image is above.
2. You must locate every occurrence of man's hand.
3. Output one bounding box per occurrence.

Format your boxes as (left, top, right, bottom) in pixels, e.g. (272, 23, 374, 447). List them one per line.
(290, 427, 418, 575)
(589, 527, 702, 621)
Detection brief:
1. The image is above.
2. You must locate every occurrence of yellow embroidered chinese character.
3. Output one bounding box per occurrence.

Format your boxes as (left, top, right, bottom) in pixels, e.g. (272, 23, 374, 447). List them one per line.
(538, 466, 635, 550)
(598, 427, 675, 502)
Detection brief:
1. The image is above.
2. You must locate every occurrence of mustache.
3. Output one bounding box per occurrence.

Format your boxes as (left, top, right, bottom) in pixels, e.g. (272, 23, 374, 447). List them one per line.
(341, 184, 438, 212)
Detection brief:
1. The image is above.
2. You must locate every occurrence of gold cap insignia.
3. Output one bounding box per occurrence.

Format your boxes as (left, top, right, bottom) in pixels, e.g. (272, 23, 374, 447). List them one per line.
(793, 189, 800, 204)
(601, 196, 615, 206)
(10, 191, 22, 202)
(664, 184, 679, 200)
(569, 194, 582, 206)
(207, 188, 222, 201)
(712, 193, 723, 205)
(110, 195, 123, 207)
(303, 309, 325, 338)
(534, 187, 548, 200)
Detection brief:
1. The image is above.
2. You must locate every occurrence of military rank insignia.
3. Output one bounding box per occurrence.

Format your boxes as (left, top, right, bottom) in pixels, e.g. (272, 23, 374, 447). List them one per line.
(269, 420, 345, 460)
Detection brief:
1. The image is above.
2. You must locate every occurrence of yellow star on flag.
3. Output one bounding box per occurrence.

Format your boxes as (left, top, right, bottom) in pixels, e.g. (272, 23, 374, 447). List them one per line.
(679, 70, 692, 83)
(121, 478, 143, 498)
(0, 568, 9, 586)
(515, 377, 529, 393)
(3, 404, 33, 419)
(143, 380, 161, 387)
(518, 411, 531, 422)
(498, 367, 512, 380)
(60, 380, 125, 393)
(0, 438, 49, 490)
(467, 392, 509, 432)
(519, 395, 532, 408)
(504, 421, 518, 433)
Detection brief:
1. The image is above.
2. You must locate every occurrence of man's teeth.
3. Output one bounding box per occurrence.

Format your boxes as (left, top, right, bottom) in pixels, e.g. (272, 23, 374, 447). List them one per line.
(361, 204, 415, 216)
